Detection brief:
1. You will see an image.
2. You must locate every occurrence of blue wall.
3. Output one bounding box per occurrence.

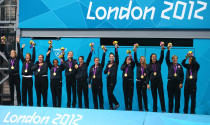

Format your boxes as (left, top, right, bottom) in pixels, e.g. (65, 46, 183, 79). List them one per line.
(19, 38, 210, 115)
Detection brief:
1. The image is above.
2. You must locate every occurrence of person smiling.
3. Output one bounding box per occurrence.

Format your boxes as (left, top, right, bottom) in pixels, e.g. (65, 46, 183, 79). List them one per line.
(1, 37, 21, 106)
(20, 42, 36, 106)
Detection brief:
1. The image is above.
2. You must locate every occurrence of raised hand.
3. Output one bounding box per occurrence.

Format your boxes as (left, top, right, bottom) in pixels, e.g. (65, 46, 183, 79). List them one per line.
(47, 50, 51, 55)
(16, 37, 20, 43)
(22, 44, 25, 48)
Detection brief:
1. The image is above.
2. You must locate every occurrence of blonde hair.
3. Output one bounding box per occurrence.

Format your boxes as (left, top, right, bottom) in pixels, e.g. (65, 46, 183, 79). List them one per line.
(10, 50, 17, 56)
(140, 56, 147, 69)
(172, 55, 178, 60)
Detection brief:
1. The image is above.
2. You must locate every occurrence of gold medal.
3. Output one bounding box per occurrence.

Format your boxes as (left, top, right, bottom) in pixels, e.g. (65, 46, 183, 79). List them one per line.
(53, 72, 56, 76)
(93, 75, 96, 79)
(174, 73, 177, 77)
(108, 72, 110, 75)
(11, 66, 14, 69)
(124, 73, 128, 77)
(153, 72, 157, 76)
(38, 69, 40, 72)
(69, 68, 72, 72)
(189, 75, 193, 79)
(25, 69, 28, 73)
(141, 75, 144, 79)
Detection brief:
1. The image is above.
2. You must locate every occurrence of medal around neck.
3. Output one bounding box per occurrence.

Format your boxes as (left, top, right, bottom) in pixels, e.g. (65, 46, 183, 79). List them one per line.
(38, 68, 40, 72)
(141, 75, 144, 79)
(153, 72, 157, 76)
(124, 73, 128, 77)
(93, 75, 96, 79)
(69, 68, 72, 72)
(11, 66, 14, 69)
(53, 72, 56, 76)
(174, 73, 177, 77)
(189, 75, 193, 79)
(25, 69, 28, 73)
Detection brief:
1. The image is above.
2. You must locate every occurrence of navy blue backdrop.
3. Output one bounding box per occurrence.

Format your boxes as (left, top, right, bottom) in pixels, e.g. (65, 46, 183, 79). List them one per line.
(19, 38, 210, 115)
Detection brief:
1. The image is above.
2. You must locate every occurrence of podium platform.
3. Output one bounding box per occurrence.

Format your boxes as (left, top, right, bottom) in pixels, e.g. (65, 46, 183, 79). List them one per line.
(0, 106, 210, 125)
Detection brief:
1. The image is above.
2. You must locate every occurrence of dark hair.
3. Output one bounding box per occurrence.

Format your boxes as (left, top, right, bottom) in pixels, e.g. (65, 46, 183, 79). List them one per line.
(94, 57, 99, 61)
(53, 59, 58, 63)
(149, 53, 157, 64)
(109, 52, 114, 56)
(123, 56, 130, 64)
(39, 54, 44, 59)
(79, 56, 84, 60)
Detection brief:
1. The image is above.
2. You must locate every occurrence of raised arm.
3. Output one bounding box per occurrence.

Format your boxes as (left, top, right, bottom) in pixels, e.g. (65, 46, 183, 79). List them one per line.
(158, 49, 164, 64)
(101, 52, 106, 68)
(181, 58, 188, 69)
(166, 50, 171, 66)
(86, 50, 93, 66)
(46, 48, 52, 69)
(20, 45, 25, 63)
(17, 42, 21, 59)
(31, 46, 36, 64)
(115, 48, 119, 65)
(134, 51, 138, 64)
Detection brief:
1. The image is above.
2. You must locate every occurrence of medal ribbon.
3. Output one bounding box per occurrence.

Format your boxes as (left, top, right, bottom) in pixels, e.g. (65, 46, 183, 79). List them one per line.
(93, 67, 97, 76)
(141, 66, 144, 75)
(38, 64, 42, 70)
(25, 63, 28, 70)
(69, 61, 72, 69)
(125, 65, 129, 74)
(190, 68, 192, 76)
(53, 67, 57, 73)
(173, 64, 177, 74)
(152, 64, 156, 72)
(11, 59, 15, 67)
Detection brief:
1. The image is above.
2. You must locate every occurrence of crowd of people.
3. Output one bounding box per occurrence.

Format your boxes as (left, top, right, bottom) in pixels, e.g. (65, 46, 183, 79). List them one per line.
(0, 37, 200, 114)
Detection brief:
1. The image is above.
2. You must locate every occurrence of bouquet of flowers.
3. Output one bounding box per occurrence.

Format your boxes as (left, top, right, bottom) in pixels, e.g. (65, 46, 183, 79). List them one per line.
(134, 43, 139, 48)
(1, 36, 6, 40)
(160, 41, 164, 46)
(89, 42, 94, 47)
(126, 50, 131, 54)
(168, 42, 172, 48)
(113, 41, 118, 45)
(59, 47, 65, 58)
(187, 51, 194, 57)
(101, 45, 107, 51)
(29, 40, 36, 48)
